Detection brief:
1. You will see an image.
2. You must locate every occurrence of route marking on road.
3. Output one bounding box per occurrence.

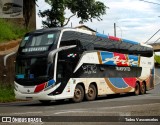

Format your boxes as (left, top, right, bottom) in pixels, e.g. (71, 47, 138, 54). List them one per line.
(54, 110, 130, 115)
(91, 102, 159, 111)
(53, 103, 160, 115)
(12, 111, 43, 115)
(54, 110, 88, 115)
(119, 112, 131, 116)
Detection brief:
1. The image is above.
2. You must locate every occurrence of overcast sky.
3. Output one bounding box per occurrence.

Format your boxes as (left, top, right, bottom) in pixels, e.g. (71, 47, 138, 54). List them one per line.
(36, 0, 160, 43)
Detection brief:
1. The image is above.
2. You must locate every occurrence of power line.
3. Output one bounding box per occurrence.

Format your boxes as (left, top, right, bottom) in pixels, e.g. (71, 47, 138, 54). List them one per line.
(139, 0, 160, 6)
(138, 0, 160, 44)
(145, 29, 160, 44)
(154, 37, 160, 43)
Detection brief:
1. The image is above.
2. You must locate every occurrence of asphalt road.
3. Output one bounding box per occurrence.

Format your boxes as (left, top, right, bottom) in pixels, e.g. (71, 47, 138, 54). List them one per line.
(0, 68, 160, 124)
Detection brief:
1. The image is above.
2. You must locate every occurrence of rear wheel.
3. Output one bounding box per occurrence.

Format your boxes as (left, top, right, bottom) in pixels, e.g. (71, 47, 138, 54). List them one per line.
(134, 83, 140, 95)
(85, 84, 97, 101)
(72, 85, 84, 103)
(140, 82, 146, 94)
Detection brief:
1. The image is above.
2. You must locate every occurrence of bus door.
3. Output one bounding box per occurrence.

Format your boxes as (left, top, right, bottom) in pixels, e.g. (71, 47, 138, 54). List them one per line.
(56, 40, 82, 93)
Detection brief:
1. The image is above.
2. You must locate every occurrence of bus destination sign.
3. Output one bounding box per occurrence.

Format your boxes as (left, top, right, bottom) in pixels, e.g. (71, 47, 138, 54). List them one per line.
(22, 47, 48, 52)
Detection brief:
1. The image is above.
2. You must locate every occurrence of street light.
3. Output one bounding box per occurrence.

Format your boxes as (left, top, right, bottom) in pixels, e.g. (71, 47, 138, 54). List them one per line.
(114, 23, 123, 38)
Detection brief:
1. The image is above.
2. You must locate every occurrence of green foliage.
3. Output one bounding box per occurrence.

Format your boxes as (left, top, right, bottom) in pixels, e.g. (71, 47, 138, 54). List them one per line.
(39, 0, 107, 28)
(39, 0, 65, 27)
(0, 19, 27, 43)
(155, 55, 160, 64)
(67, 0, 107, 23)
(0, 85, 15, 103)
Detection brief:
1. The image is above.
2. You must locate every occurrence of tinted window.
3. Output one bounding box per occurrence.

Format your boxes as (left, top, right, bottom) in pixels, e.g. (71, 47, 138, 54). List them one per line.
(20, 32, 58, 47)
(61, 31, 153, 57)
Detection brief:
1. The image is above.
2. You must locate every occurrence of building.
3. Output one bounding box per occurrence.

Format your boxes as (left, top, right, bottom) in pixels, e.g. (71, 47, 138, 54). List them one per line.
(75, 25, 96, 32)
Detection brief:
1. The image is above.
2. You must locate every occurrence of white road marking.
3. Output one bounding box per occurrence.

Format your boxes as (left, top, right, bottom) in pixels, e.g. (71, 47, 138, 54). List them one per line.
(12, 111, 43, 115)
(97, 103, 160, 110)
(0, 103, 159, 116)
(119, 112, 131, 116)
(53, 103, 160, 115)
(54, 110, 86, 115)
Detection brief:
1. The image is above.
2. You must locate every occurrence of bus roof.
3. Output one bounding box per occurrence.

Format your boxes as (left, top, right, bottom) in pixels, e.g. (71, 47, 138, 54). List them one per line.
(96, 32, 138, 45)
(28, 27, 152, 48)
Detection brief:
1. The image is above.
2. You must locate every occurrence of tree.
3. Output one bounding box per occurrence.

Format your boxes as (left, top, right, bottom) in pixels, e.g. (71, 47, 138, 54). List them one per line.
(23, 0, 38, 29)
(39, 0, 108, 28)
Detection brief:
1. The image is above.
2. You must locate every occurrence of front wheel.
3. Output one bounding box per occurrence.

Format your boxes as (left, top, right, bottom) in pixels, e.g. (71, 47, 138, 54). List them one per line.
(72, 85, 84, 103)
(85, 84, 97, 101)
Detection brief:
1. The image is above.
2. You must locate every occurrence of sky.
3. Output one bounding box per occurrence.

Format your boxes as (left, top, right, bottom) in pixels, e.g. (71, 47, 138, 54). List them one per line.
(36, 0, 160, 44)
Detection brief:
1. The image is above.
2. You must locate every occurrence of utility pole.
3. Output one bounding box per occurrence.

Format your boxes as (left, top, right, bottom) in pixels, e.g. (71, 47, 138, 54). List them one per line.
(114, 23, 116, 37)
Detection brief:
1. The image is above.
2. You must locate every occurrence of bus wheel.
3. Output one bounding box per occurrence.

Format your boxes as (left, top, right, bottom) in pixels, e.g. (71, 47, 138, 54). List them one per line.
(85, 84, 97, 101)
(72, 85, 84, 103)
(134, 83, 140, 95)
(39, 100, 51, 104)
(140, 82, 146, 94)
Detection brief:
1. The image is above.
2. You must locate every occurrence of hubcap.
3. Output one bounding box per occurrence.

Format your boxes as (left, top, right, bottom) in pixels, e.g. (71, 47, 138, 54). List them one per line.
(75, 89, 81, 99)
(88, 88, 94, 97)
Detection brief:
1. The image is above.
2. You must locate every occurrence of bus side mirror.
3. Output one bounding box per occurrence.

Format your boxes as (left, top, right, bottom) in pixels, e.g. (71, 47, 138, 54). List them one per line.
(48, 45, 77, 63)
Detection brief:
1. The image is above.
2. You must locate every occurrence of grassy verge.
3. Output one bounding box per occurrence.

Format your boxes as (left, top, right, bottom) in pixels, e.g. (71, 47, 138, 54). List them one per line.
(155, 55, 160, 64)
(0, 19, 28, 43)
(0, 85, 16, 103)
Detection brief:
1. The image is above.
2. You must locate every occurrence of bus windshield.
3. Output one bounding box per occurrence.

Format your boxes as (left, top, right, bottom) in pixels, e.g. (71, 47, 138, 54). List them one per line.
(19, 32, 59, 53)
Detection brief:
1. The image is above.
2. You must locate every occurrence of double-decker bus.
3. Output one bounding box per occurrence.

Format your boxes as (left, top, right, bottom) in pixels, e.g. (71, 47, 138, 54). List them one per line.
(14, 27, 154, 103)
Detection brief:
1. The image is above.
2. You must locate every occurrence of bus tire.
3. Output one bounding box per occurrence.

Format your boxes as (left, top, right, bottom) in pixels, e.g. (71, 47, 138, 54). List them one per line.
(140, 82, 146, 94)
(72, 85, 84, 103)
(39, 100, 51, 104)
(85, 84, 97, 101)
(134, 82, 140, 95)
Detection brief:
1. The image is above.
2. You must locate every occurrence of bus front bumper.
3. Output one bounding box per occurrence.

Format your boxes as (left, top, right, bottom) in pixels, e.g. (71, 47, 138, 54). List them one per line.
(14, 89, 57, 101)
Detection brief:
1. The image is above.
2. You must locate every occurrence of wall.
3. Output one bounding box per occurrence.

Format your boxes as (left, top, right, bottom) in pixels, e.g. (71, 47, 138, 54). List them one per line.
(0, 54, 16, 85)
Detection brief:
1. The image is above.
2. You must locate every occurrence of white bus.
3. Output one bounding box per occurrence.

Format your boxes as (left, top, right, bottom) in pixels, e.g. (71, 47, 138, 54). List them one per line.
(14, 27, 154, 103)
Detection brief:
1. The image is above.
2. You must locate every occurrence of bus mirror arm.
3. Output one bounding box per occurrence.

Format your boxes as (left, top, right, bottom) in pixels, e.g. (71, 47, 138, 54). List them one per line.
(48, 45, 77, 63)
(4, 51, 16, 67)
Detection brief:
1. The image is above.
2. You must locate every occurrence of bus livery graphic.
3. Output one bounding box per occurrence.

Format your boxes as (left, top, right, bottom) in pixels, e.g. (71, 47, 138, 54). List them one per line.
(99, 51, 139, 66)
